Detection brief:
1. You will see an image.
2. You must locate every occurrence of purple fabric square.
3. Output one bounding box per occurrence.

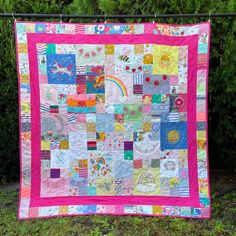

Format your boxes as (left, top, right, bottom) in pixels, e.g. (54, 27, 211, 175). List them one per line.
(50, 168, 60, 178)
(124, 141, 133, 150)
(41, 150, 51, 160)
(76, 74, 86, 84)
(133, 84, 143, 94)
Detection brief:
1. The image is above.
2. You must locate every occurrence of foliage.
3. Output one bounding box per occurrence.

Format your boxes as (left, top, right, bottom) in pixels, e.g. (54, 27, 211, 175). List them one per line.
(0, 0, 236, 181)
(0, 179, 236, 235)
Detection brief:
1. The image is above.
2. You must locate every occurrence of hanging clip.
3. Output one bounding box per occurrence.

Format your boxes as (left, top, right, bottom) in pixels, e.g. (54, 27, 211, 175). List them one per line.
(12, 12, 16, 22)
(208, 12, 211, 23)
(104, 14, 107, 24)
(153, 13, 157, 23)
(60, 14, 63, 23)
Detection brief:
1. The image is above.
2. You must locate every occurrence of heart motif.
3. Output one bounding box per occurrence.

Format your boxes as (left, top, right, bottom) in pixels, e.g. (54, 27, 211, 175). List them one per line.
(79, 49, 83, 54)
(91, 51, 96, 56)
(132, 68, 136, 73)
(126, 66, 130, 70)
(138, 66, 142, 70)
(85, 53, 90, 58)
(97, 47, 102, 52)
(163, 75, 167, 80)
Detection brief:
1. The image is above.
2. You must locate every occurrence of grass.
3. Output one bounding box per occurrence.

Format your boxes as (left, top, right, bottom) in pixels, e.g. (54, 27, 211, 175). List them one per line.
(0, 172, 235, 236)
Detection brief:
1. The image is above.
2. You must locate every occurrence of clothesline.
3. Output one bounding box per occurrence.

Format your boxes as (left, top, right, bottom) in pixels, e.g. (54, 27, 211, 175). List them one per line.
(0, 12, 236, 20)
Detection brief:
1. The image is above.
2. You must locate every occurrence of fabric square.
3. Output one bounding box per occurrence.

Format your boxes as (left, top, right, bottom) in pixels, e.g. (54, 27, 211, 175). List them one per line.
(115, 114, 124, 123)
(133, 159, 142, 169)
(47, 54, 76, 84)
(133, 168, 160, 195)
(124, 151, 133, 160)
(170, 94, 187, 112)
(124, 104, 142, 123)
(87, 141, 97, 150)
(86, 65, 105, 94)
(160, 122, 188, 150)
(105, 132, 124, 150)
(143, 74, 169, 94)
(96, 114, 114, 132)
(153, 45, 179, 75)
(50, 169, 60, 178)
(124, 141, 133, 150)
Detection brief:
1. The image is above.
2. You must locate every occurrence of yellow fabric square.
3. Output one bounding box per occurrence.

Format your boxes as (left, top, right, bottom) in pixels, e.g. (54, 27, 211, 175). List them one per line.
(133, 168, 160, 195)
(105, 44, 114, 55)
(41, 140, 50, 150)
(20, 74, 30, 84)
(87, 123, 96, 132)
(96, 178, 115, 195)
(134, 44, 144, 54)
(143, 122, 152, 132)
(143, 54, 153, 64)
(21, 102, 30, 113)
(96, 132, 106, 142)
(153, 45, 178, 75)
(18, 44, 28, 53)
(153, 206, 162, 215)
(114, 123, 124, 132)
(59, 206, 68, 214)
(197, 131, 206, 140)
(60, 140, 69, 149)
(26, 23, 35, 32)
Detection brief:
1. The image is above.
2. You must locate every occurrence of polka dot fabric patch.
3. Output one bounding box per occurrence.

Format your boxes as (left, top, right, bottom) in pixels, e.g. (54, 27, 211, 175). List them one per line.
(15, 21, 211, 219)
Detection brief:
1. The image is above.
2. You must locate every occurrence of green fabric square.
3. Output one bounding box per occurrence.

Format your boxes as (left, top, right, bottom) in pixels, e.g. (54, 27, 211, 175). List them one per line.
(114, 104, 124, 114)
(124, 151, 133, 160)
(151, 159, 160, 168)
(46, 44, 56, 54)
(152, 94, 161, 104)
(124, 104, 142, 123)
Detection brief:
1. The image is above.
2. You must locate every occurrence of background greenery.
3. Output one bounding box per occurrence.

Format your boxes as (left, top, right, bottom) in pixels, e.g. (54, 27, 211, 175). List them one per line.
(0, 0, 236, 182)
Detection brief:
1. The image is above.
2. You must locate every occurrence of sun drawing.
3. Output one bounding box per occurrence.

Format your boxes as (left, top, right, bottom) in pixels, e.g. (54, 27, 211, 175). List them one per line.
(153, 45, 179, 75)
(167, 130, 180, 143)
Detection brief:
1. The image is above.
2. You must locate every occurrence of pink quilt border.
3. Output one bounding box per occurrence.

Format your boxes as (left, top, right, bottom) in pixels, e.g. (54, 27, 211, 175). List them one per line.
(27, 33, 199, 207)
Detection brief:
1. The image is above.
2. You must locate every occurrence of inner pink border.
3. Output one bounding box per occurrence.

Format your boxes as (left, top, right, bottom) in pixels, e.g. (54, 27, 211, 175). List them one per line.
(27, 33, 199, 208)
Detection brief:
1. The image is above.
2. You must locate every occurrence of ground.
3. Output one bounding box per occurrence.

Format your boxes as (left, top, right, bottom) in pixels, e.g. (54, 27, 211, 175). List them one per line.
(0, 170, 235, 236)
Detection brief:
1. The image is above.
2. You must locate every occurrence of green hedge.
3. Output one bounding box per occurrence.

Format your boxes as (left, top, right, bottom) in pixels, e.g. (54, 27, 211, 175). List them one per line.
(0, 0, 235, 182)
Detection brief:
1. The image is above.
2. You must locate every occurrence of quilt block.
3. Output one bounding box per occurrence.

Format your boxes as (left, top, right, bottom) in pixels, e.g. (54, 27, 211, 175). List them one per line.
(15, 21, 211, 219)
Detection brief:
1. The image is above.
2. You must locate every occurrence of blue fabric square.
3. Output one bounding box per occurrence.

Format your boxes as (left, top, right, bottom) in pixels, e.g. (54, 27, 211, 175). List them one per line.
(115, 159, 133, 178)
(35, 23, 46, 33)
(87, 205, 97, 213)
(160, 122, 188, 150)
(96, 114, 114, 132)
(47, 54, 76, 84)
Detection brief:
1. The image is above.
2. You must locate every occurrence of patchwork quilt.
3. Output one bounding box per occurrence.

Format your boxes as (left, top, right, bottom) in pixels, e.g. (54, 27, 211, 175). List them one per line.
(15, 21, 211, 219)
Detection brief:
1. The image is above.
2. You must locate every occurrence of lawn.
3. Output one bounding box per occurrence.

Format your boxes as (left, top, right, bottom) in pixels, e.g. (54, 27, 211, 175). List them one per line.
(0, 171, 235, 236)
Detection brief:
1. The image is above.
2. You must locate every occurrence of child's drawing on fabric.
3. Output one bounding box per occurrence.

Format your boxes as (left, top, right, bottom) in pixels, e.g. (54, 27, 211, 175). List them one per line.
(47, 54, 76, 84)
(16, 21, 210, 219)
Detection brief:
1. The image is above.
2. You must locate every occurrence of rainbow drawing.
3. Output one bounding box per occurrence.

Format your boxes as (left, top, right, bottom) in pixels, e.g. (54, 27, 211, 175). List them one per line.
(105, 75, 128, 96)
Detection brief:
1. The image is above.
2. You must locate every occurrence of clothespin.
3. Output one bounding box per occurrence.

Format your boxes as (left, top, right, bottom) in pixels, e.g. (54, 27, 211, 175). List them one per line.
(208, 12, 211, 23)
(104, 14, 107, 24)
(60, 13, 63, 23)
(12, 12, 16, 22)
(153, 13, 157, 23)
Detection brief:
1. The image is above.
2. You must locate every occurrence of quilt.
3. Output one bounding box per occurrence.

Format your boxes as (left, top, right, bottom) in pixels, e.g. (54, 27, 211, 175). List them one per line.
(15, 21, 211, 219)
